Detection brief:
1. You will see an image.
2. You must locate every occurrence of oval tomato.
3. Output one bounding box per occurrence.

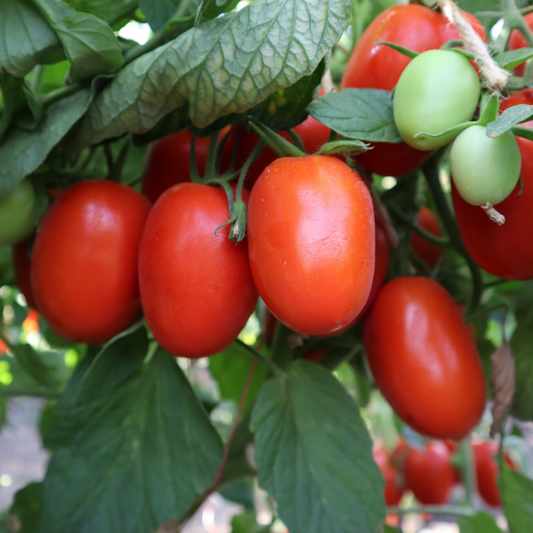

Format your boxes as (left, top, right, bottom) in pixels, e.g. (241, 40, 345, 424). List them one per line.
(509, 13, 533, 76)
(363, 277, 486, 440)
(12, 239, 38, 309)
(453, 89, 533, 280)
(373, 448, 404, 506)
(394, 50, 480, 151)
(404, 442, 454, 505)
(451, 125, 520, 206)
(341, 3, 485, 177)
(410, 206, 443, 268)
(32, 180, 151, 344)
(248, 155, 375, 336)
(139, 183, 258, 358)
(0, 180, 36, 246)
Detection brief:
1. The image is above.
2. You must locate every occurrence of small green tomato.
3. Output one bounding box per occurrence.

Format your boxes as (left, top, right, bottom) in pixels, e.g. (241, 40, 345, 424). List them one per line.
(0, 179, 36, 245)
(450, 125, 521, 206)
(393, 50, 481, 151)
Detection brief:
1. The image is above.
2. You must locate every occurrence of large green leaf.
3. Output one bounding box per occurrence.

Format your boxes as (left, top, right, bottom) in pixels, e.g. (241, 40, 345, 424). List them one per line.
(251, 360, 385, 533)
(8, 482, 43, 533)
(67, 0, 351, 152)
(511, 281, 533, 421)
(40, 345, 224, 533)
(458, 512, 503, 533)
(139, 0, 200, 31)
(501, 465, 533, 533)
(65, 0, 138, 24)
(0, 87, 93, 195)
(33, 0, 123, 82)
(0, 0, 64, 77)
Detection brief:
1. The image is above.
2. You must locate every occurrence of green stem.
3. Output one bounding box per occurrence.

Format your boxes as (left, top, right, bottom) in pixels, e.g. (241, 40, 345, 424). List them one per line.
(31, 65, 44, 93)
(0, 388, 62, 398)
(387, 505, 475, 517)
(39, 83, 83, 107)
(236, 339, 285, 379)
(422, 158, 483, 317)
(459, 439, 477, 509)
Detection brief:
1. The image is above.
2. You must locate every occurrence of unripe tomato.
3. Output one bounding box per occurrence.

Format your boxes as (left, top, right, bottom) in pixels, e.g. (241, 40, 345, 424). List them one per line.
(248, 156, 375, 336)
(509, 13, 533, 76)
(0, 180, 35, 246)
(451, 126, 521, 206)
(410, 206, 443, 268)
(12, 239, 38, 309)
(404, 442, 454, 505)
(341, 3, 485, 177)
(473, 441, 517, 507)
(394, 50, 480, 151)
(139, 183, 258, 358)
(453, 89, 533, 280)
(363, 277, 486, 440)
(32, 180, 151, 344)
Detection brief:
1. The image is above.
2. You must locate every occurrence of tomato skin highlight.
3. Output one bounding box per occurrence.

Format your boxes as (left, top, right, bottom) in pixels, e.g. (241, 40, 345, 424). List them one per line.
(453, 89, 533, 280)
(12, 239, 38, 309)
(32, 180, 151, 345)
(248, 155, 375, 336)
(404, 442, 454, 505)
(410, 206, 443, 268)
(139, 183, 258, 358)
(363, 277, 486, 440)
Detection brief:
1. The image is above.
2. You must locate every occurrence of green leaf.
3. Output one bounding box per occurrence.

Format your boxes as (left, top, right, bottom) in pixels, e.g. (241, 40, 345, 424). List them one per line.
(139, 0, 199, 31)
(458, 512, 503, 533)
(67, 0, 351, 152)
(375, 41, 419, 59)
(319, 139, 370, 156)
(64, 0, 138, 25)
(511, 281, 533, 421)
(413, 120, 476, 143)
(204, 0, 240, 19)
(501, 465, 533, 533)
(209, 342, 267, 413)
(231, 511, 272, 533)
(511, 125, 533, 142)
(495, 48, 533, 70)
(8, 482, 43, 533)
(0, 87, 92, 196)
(40, 347, 224, 533)
(251, 360, 386, 533)
(486, 105, 533, 138)
(0, 0, 64, 77)
(33, 0, 123, 82)
(308, 89, 402, 143)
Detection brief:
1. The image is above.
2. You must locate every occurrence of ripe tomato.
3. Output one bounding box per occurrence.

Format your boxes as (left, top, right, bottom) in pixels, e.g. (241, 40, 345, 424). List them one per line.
(141, 129, 231, 203)
(302, 347, 330, 363)
(32, 180, 151, 344)
(473, 441, 517, 507)
(410, 206, 443, 268)
(12, 239, 38, 309)
(363, 277, 486, 440)
(139, 183, 258, 358)
(394, 50, 480, 151)
(373, 448, 404, 506)
(391, 439, 411, 472)
(248, 155, 375, 336)
(404, 442, 454, 505)
(22, 309, 39, 334)
(452, 89, 533, 280)
(509, 13, 533, 76)
(0, 179, 36, 246)
(341, 3, 485, 177)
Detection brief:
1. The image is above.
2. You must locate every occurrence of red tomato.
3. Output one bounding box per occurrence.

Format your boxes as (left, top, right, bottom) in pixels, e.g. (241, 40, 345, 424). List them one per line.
(248, 155, 375, 336)
(139, 183, 258, 358)
(363, 277, 486, 439)
(474, 441, 517, 507)
(32, 180, 151, 344)
(341, 3, 485, 178)
(22, 309, 39, 333)
(453, 89, 533, 280)
(391, 439, 411, 472)
(410, 206, 443, 268)
(0, 337, 6, 355)
(373, 448, 405, 506)
(509, 13, 533, 76)
(404, 442, 454, 505)
(302, 347, 330, 363)
(12, 239, 38, 309)
(141, 130, 231, 203)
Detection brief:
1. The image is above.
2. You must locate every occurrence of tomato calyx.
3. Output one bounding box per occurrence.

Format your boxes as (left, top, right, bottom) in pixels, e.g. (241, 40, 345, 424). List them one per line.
(247, 117, 306, 158)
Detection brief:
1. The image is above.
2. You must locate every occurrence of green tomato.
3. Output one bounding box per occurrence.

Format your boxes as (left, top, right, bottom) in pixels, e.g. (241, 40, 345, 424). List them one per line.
(393, 50, 481, 151)
(450, 125, 521, 206)
(0, 179, 36, 245)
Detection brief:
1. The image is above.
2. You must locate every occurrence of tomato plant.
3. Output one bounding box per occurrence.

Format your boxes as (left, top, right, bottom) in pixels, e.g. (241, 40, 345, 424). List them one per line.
(410, 206, 443, 268)
(363, 277, 486, 440)
(0, 179, 35, 246)
(248, 155, 375, 336)
(139, 183, 258, 358)
(31, 180, 151, 344)
(509, 13, 533, 76)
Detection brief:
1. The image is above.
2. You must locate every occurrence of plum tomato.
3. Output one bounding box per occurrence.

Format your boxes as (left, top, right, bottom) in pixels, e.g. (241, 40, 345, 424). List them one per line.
(32, 180, 151, 344)
(363, 277, 486, 440)
(248, 155, 375, 336)
(394, 50, 481, 151)
(139, 183, 258, 358)
(0, 180, 35, 246)
(509, 13, 533, 76)
(373, 448, 404, 506)
(452, 90, 533, 280)
(410, 206, 443, 268)
(451, 125, 520, 206)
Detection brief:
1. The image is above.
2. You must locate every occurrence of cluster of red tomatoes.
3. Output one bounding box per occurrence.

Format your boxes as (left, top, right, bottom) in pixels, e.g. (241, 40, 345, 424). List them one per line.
(375, 438, 517, 509)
